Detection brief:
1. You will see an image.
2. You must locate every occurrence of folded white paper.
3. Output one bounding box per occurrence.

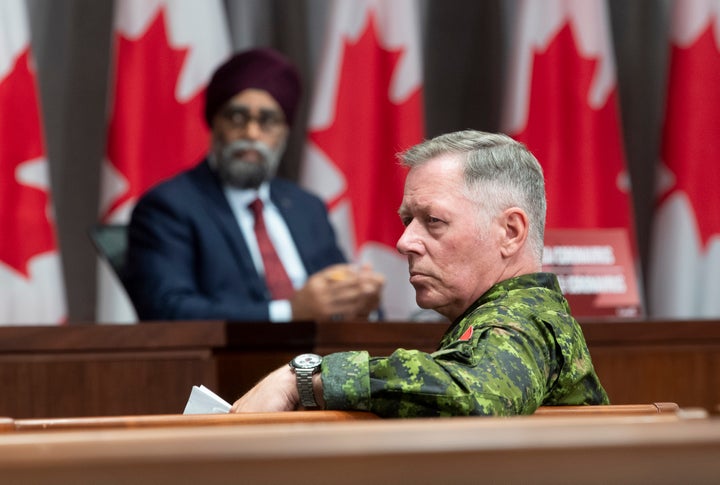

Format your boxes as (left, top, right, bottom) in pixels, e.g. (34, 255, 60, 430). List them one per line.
(183, 385, 232, 415)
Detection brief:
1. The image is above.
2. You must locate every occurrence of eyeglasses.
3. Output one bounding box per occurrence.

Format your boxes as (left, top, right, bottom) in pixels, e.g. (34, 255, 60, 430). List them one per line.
(220, 106, 286, 133)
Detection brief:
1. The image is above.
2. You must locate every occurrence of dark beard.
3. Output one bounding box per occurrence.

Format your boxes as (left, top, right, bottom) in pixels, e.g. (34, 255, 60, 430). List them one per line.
(214, 140, 276, 189)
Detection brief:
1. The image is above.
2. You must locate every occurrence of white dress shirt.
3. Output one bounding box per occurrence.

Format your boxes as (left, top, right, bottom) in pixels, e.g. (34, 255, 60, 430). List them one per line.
(223, 182, 307, 322)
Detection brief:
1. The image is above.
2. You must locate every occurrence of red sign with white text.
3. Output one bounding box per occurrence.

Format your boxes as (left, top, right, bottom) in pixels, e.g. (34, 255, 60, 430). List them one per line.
(543, 229, 642, 318)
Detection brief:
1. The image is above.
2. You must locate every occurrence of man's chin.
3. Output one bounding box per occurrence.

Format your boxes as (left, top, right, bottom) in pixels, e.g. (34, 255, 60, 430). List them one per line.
(413, 288, 437, 309)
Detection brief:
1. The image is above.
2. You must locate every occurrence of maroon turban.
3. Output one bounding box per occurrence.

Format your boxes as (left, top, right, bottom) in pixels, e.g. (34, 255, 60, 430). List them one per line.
(204, 47, 302, 127)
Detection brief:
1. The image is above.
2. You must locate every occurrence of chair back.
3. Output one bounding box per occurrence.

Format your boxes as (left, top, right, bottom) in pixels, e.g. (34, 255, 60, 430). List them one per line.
(89, 223, 129, 282)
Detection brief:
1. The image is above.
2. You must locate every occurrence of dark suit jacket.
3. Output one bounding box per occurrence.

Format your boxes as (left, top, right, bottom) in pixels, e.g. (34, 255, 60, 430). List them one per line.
(125, 159, 346, 321)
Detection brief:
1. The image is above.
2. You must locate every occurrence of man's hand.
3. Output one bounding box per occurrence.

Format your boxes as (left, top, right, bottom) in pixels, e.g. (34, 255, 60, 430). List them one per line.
(230, 365, 299, 413)
(290, 264, 384, 321)
(355, 264, 385, 318)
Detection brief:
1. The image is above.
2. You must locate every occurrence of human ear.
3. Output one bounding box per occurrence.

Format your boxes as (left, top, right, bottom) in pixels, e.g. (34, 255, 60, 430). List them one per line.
(499, 207, 529, 257)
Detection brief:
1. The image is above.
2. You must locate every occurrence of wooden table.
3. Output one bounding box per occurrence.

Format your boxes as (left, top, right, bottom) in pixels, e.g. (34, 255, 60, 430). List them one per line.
(0, 414, 718, 484)
(0, 319, 719, 418)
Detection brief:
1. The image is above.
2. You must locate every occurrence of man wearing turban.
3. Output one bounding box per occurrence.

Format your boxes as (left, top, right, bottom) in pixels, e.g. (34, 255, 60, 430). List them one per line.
(125, 48, 384, 323)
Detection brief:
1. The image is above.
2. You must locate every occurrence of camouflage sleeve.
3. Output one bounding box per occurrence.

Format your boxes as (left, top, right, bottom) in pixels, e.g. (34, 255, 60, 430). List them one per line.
(321, 326, 549, 418)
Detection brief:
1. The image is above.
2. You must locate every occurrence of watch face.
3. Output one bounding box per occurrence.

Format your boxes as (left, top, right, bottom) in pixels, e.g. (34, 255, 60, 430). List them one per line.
(293, 353, 322, 369)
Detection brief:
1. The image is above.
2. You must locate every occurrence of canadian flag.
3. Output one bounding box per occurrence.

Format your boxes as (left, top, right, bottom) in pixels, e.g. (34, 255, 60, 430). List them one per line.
(301, 0, 426, 320)
(502, 0, 635, 236)
(649, 0, 720, 318)
(0, 0, 66, 325)
(97, 0, 230, 323)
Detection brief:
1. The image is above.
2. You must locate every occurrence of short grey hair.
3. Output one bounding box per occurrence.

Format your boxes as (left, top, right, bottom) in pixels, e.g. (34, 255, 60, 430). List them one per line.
(398, 130, 546, 261)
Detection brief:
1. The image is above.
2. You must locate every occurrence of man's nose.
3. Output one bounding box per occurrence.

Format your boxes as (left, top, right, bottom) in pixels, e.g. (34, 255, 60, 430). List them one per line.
(397, 223, 418, 255)
(244, 119, 264, 139)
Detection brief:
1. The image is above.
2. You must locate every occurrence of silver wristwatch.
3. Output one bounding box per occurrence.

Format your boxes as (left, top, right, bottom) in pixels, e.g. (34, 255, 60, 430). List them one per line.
(289, 353, 323, 408)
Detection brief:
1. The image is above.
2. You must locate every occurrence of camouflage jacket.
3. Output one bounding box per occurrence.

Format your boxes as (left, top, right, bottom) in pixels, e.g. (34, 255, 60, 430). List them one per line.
(321, 272, 609, 417)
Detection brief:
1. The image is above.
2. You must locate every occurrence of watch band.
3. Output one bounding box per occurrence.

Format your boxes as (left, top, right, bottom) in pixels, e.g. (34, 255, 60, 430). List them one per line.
(295, 367, 318, 408)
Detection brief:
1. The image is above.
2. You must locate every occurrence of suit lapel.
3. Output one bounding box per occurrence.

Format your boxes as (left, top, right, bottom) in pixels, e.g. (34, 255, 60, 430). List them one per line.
(270, 180, 312, 269)
(190, 160, 265, 292)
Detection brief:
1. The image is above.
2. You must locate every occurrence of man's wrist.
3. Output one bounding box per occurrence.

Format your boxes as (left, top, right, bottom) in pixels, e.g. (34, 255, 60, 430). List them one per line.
(312, 372, 325, 408)
(269, 300, 292, 322)
(289, 353, 323, 408)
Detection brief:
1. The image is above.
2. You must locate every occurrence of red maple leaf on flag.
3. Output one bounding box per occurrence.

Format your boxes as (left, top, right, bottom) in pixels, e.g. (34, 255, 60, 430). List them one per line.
(0, 49, 55, 277)
(513, 23, 631, 232)
(308, 13, 423, 251)
(104, 8, 209, 220)
(659, 22, 720, 248)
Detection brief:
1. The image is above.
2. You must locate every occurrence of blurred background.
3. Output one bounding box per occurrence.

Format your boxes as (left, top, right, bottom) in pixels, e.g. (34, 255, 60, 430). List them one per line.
(11, 0, 677, 322)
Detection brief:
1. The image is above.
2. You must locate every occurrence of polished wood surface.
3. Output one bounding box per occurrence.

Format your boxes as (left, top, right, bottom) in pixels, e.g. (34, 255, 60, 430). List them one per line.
(0, 415, 719, 484)
(10, 410, 379, 432)
(1, 319, 719, 418)
(0, 418, 13, 432)
(533, 402, 681, 417)
(2, 403, 683, 433)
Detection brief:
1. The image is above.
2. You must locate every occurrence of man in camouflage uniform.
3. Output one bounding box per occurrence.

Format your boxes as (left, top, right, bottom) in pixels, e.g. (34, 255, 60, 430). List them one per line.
(232, 130, 609, 417)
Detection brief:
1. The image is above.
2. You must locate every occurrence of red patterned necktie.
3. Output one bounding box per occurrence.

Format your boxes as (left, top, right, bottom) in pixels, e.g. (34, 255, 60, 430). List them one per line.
(249, 198, 295, 300)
